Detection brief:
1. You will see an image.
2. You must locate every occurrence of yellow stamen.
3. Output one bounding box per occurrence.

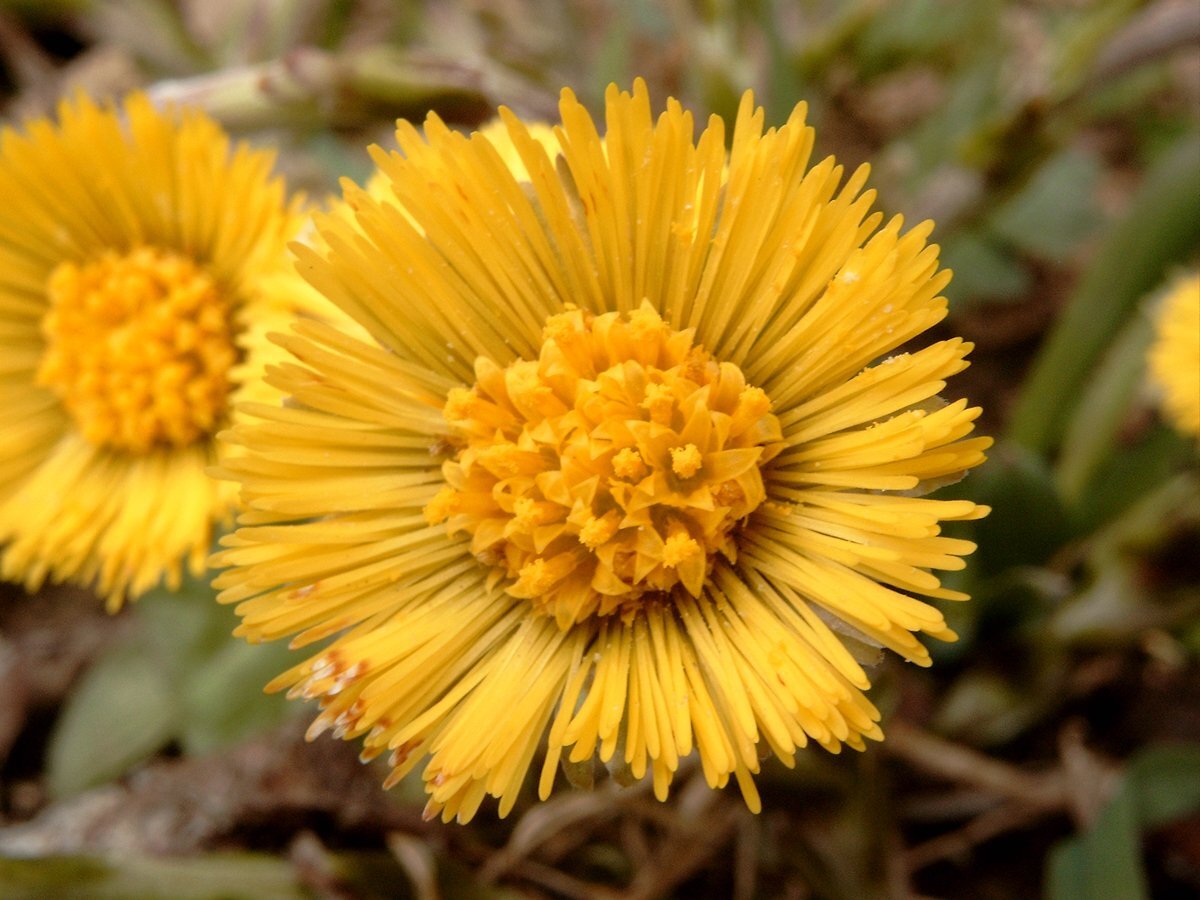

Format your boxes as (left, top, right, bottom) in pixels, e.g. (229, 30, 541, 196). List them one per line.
(38, 247, 235, 453)
(612, 448, 647, 481)
(511, 554, 575, 597)
(578, 512, 619, 549)
(661, 532, 701, 568)
(670, 444, 703, 479)
(512, 497, 558, 529)
(736, 386, 772, 420)
(640, 383, 674, 425)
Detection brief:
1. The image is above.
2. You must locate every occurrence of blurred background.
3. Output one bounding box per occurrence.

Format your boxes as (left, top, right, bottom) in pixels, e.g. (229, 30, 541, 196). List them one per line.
(0, 1, 1197, 897)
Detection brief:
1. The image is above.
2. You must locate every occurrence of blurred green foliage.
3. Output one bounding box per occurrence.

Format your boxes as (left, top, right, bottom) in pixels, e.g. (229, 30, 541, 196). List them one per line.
(1049, 744, 1200, 900)
(47, 575, 297, 798)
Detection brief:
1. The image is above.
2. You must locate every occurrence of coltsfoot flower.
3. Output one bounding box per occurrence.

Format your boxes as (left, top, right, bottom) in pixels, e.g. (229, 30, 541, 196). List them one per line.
(213, 81, 991, 822)
(0, 93, 323, 608)
(1148, 272, 1200, 438)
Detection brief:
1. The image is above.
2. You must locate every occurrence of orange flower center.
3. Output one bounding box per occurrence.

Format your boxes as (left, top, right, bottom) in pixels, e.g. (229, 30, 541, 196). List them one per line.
(38, 247, 237, 453)
(425, 304, 783, 627)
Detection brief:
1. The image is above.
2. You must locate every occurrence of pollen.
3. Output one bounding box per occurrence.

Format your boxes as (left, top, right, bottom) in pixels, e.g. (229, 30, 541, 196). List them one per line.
(578, 512, 620, 548)
(661, 532, 701, 568)
(670, 443, 703, 478)
(640, 383, 675, 425)
(612, 448, 647, 481)
(512, 497, 558, 529)
(37, 247, 236, 453)
(736, 386, 772, 421)
(424, 302, 783, 626)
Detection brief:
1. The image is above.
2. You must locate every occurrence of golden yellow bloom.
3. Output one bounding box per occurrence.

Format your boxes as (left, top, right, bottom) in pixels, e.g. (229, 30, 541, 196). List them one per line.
(1148, 272, 1200, 438)
(329, 117, 559, 224)
(213, 81, 991, 822)
(0, 93, 318, 608)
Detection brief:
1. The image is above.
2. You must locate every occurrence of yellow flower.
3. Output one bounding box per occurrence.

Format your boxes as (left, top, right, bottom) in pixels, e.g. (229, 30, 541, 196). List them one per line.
(1148, 272, 1200, 438)
(213, 81, 991, 822)
(0, 93, 318, 609)
(330, 116, 560, 222)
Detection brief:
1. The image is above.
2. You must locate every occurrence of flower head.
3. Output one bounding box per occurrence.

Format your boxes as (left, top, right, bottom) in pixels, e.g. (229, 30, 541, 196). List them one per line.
(1148, 272, 1200, 438)
(0, 93, 320, 608)
(213, 81, 991, 822)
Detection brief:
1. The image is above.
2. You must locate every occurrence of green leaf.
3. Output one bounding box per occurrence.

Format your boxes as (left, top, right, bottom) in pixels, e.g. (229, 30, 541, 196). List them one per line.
(1087, 471, 1199, 553)
(855, 0, 998, 73)
(1046, 743, 1200, 900)
(0, 853, 305, 900)
(1050, 560, 1153, 644)
(136, 576, 231, 681)
(591, 2, 632, 103)
(179, 638, 297, 756)
(1048, 776, 1147, 900)
(46, 636, 177, 798)
(1127, 744, 1200, 829)
(1047, 839, 1089, 900)
(1056, 307, 1155, 505)
(989, 149, 1101, 260)
(1070, 423, 1193, 532)
(906, 53, 1006, 179)
(140, 573, 302, 756)
(940, 232, 1031, 305)
(1049, 0, 1142, 101)
(49, 570, 308, 789)
(1008, 129, 1200, 454)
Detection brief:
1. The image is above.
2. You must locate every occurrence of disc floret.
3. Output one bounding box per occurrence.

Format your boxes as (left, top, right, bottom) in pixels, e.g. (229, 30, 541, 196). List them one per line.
(425, 303, 783, 627)
(38, 247, 235, 453)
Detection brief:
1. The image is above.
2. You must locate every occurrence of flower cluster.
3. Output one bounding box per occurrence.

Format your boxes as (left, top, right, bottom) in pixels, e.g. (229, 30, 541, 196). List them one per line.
(0, 93, 333, 608)
(1, 78, 993, 822)
(209, 81, 990, 821)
